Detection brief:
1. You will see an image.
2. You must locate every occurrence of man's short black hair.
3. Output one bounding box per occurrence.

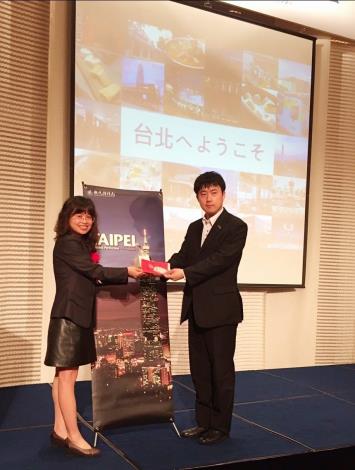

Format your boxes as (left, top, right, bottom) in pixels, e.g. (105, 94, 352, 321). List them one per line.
(193, 171, 226, 194)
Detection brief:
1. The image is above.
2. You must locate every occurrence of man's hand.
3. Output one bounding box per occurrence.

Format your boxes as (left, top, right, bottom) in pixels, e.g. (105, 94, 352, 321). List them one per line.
(127, 266, 145, 279)
(164, 268, 185, 281)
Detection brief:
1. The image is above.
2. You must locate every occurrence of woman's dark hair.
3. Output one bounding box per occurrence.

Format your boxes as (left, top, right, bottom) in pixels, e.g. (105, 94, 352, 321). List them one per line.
(193, 171, 226, 194)
(55, 196, 98, 251)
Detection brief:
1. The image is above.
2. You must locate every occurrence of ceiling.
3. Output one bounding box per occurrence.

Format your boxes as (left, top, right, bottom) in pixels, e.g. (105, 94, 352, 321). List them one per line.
(222, 1, 355, 41)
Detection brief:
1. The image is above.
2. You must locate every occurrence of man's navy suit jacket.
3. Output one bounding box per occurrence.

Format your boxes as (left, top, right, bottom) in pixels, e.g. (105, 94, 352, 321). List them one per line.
(169, 208, 247, 328)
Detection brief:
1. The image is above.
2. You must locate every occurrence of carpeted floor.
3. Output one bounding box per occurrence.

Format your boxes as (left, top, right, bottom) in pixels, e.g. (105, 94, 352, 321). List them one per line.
(1, 364, 355, 469)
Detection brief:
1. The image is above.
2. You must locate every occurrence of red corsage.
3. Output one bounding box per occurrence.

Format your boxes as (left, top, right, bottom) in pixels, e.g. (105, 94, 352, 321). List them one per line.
(90, 251, 100, 264)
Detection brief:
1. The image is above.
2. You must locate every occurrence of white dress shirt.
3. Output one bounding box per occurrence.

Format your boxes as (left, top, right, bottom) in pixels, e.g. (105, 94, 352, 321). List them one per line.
(201, 207, 224, 246)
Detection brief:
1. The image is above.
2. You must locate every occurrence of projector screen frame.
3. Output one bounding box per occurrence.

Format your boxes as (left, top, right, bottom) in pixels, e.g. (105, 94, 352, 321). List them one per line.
(69, 0, 316, 289)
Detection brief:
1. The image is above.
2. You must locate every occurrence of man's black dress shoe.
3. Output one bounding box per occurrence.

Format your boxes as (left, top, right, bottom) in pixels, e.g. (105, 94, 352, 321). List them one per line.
(180, 426, 208, 438)
(199, 429, 228, 445)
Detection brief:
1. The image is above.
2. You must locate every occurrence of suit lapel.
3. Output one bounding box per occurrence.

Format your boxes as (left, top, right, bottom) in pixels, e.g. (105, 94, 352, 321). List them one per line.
(192, 219, 203, 251)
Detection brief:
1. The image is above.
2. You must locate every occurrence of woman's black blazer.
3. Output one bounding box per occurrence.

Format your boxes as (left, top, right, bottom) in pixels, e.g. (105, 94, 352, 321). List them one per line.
(50, 233, 128, 328)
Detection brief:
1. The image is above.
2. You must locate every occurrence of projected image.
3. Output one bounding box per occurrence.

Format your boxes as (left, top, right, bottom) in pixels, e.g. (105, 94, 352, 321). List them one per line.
(165, 36, 205, 70)
(127, 21, 173, 58)
(271, 175, 305, 249)
(238, 173, 273, 217)
(75, 99, 120, 153)
(164, 205, 201, 259)
(278, 93, 310, 137)
(277, 60, 311, 137)
(76, 46, 121, 104)
(127, 19, 206, 70)
(120, 156, 162, 191)
(74, 0, 314, 285)
(127, 19, 205, 67)
(274, 135, 308, 178)
(74, 151, 120, 196)
(255, 215, 272, 239)
(236, 174, 305, 251)
(121, 58, 164, 111)
(165, 67, 204, 119)
(272, 175, 306, 211)
(241, 52, 278, 132)
(163, 164, 239, 212)
(243, 52, 278, 90)
(219, 170, 240, 214)
(162, 163, 199, 209)
(204, 51, 243, 126)
(271, 213, 304, 250)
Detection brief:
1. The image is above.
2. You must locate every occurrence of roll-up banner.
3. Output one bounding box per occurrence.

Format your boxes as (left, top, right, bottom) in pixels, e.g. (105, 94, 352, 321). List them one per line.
(83, 184, 173, 430)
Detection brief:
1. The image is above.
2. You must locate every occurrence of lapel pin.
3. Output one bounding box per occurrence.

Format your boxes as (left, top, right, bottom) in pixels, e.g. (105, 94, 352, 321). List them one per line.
(217, 224, 222, 230)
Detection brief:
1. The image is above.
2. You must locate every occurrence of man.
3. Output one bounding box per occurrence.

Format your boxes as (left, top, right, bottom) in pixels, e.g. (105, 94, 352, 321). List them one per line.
(165, 171, 247, 445)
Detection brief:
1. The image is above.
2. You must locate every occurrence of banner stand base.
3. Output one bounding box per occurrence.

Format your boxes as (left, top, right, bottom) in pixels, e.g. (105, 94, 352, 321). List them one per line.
(93, 420, 181, 440)
(171, 419, 181, 438)
(92, 426, 141, 470)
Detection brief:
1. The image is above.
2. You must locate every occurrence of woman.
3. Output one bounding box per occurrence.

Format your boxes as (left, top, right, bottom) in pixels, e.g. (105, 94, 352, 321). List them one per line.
(44, 196, 143, 457)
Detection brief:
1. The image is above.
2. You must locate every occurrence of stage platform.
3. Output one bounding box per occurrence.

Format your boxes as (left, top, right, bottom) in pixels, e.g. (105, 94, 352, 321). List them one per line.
(1, 364, 355, 469)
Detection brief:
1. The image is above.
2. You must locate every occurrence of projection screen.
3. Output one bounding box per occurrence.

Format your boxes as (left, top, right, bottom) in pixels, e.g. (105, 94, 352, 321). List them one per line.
(73, 0, 315, 286)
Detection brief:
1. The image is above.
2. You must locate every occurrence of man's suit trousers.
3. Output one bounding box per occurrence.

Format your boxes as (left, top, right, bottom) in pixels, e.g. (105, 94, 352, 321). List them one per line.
(188, 315, 237, 434)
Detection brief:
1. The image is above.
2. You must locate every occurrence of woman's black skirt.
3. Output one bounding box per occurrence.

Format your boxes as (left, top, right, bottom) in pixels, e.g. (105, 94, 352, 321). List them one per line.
(44, 318, 96, 368)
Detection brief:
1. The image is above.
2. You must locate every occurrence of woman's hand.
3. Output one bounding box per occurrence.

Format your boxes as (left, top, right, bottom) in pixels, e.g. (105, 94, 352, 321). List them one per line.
(127, 266, 145, 279)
